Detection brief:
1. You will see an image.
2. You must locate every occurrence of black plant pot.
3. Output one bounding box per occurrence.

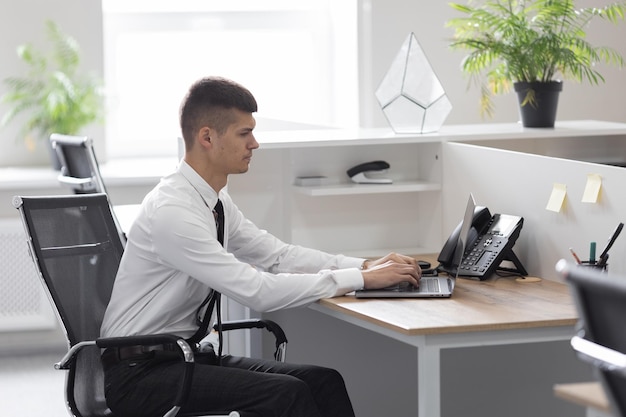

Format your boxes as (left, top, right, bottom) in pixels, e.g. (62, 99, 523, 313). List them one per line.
(514, 81, 563, 128)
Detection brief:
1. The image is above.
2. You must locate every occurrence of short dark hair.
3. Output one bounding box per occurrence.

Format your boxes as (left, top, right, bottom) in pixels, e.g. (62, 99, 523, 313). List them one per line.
(179, 76, 258, 144)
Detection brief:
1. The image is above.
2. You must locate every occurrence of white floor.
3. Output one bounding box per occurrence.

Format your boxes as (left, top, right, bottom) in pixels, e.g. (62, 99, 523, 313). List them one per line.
(0, 351, 69, 416)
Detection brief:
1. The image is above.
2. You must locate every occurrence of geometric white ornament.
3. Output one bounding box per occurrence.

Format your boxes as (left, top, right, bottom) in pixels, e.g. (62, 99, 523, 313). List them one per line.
(375, 32, 452, 133)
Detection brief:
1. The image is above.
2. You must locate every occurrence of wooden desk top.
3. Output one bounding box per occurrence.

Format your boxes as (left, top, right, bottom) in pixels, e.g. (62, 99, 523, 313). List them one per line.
(319, 256, 578, 336)
(554, 382, 611, 413)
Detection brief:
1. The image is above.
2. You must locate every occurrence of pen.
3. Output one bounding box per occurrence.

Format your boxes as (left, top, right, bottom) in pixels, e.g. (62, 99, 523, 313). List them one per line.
(598, 222, 624, 261)
(589, 241, 596, 264)
(597, 253, 609, 267)
(569, 247, 582, 264)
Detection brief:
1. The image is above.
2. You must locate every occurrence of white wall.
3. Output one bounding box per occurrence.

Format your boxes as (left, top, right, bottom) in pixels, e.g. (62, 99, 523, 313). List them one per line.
(1, 0, 625, 167)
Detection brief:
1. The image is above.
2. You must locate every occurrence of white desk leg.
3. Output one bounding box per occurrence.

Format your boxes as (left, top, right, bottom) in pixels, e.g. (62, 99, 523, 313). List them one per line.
(417, 342, 441, 417)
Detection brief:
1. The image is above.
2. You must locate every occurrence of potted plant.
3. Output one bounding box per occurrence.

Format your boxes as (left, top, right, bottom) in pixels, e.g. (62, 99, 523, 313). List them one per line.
(1, 20, 104, 168)
(446, 0, 626, 127)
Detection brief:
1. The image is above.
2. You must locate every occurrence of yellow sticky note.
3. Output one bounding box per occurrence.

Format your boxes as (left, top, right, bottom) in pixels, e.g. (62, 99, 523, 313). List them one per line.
(582, 173, 602, 203)
(546, 183, 567, 212)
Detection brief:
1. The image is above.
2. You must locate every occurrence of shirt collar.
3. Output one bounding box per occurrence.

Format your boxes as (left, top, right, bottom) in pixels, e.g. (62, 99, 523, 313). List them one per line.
(178, 160, 221, 209)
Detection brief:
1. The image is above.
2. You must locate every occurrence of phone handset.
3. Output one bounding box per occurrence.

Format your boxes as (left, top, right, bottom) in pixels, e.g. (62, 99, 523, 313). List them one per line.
(346, 160, 393, 184)
(438, 206, 491, 267)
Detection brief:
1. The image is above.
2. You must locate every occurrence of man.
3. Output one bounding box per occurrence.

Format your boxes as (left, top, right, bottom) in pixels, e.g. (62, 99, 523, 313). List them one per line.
(101, 76, 420, 417)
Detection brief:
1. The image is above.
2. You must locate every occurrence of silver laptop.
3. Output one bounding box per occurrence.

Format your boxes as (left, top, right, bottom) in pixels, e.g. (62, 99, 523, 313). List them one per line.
(355, 193, 476, 298)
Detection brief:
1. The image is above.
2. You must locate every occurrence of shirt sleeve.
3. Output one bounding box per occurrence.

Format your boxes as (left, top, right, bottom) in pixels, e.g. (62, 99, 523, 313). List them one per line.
(150, 194, 365, 312)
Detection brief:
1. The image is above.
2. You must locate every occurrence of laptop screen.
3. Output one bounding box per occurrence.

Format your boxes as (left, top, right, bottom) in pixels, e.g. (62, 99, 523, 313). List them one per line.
(451, 193, 477, 280)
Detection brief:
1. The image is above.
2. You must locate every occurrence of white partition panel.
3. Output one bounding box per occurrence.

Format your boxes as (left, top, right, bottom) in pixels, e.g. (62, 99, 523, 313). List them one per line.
(443, 141, 626, 281)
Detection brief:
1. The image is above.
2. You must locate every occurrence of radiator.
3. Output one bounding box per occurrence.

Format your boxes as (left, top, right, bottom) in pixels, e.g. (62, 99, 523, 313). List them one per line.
(0, 219, 56, 331)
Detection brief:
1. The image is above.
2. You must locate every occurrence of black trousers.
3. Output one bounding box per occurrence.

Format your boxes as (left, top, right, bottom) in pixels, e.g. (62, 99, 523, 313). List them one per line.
(103, 350, 356, 417)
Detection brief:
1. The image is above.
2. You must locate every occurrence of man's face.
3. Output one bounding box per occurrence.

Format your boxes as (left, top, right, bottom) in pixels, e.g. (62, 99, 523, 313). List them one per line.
(210, 109, 259, 175)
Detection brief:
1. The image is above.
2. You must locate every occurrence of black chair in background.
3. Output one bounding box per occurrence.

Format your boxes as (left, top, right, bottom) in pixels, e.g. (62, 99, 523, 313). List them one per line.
(50, 134, 108, 194)
(49, 133, 127, 245)
(556, 259, 626, 417)
(14, 193, 287, 417)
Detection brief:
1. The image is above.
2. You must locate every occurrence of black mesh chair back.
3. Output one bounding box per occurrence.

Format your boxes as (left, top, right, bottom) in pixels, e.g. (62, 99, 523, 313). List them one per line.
(14, 194, 124, 417)
(50, 134, 108, 194)
(557, 259, 626, 417)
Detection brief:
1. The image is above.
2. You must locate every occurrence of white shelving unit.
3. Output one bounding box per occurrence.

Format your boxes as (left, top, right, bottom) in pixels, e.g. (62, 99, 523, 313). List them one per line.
(229, 128, 445, 257)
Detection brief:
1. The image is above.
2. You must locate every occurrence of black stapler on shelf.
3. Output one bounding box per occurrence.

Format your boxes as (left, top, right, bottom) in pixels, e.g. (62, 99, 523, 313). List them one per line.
(346, 160, 392, 184)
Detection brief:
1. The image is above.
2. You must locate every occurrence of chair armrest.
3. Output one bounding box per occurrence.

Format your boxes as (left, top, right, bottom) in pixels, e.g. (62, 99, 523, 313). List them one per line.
(571, 335, 626, 376)
(214, 319, 288, 362)
(216, 319, 287, 345)
(55, 340, 98, 370)
(57, 175, 96, 191)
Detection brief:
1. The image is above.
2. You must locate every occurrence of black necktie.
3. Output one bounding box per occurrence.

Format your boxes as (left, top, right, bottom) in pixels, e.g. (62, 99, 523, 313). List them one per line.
(213, 199, 224, 245)
(187, 199, 224, 355)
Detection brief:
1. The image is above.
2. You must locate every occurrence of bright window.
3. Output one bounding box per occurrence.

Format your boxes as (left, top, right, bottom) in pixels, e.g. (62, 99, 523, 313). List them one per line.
(102, 0, 358, 158)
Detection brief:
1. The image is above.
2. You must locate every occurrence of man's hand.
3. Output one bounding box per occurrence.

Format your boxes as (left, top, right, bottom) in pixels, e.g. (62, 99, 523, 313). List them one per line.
(361, 253, 421, 289)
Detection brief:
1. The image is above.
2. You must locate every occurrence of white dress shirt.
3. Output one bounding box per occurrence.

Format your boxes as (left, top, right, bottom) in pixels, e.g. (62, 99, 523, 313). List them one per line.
(101, 161, 365, 338)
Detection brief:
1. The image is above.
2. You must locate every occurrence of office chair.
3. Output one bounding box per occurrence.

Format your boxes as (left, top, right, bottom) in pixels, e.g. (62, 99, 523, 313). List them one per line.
(50, 133, 127, 246)
(556, 259, 626, 417)
(50, 134, 108, 194)
(13, 193, 288, 417)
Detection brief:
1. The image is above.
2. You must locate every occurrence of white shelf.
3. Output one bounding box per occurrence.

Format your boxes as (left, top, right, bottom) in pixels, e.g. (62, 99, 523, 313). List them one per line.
(292, 180, 440, 196)
(254, 120, 626, 149)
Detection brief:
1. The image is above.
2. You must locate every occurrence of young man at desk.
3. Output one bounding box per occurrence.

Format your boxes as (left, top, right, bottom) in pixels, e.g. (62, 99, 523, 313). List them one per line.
(100, 76, 421, 417)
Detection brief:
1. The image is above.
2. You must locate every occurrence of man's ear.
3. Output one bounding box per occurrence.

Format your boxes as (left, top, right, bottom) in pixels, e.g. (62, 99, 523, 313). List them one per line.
(198, 127, 212, 149)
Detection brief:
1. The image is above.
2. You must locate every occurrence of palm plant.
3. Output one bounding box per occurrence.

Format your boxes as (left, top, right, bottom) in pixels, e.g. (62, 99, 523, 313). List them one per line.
(447, 0, 626, 118)
(1, 20, 103, 150)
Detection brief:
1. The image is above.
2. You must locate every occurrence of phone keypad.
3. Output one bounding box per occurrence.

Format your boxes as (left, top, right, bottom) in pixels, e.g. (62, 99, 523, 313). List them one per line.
(462, 235, 501, 273)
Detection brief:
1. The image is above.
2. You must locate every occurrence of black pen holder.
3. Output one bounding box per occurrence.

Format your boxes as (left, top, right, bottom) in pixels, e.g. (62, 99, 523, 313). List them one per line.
(578, 260, 608, 272)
